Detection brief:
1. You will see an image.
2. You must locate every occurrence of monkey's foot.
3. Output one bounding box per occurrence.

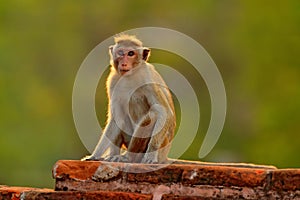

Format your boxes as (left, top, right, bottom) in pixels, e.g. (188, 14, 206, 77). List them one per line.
(104, 155, 129, 163)
(141, 158, 159, 164)
(140, 152, 160, 164)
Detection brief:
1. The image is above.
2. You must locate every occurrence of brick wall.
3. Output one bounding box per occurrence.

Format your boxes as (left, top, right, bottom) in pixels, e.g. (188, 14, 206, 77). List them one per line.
(1, 160, 299, 199)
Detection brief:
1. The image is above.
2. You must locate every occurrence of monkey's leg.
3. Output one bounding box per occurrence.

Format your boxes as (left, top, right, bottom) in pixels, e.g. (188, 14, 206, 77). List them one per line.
(126, 137, 151, 163)
(125, 110, 156, 163)
(127, 104, 169, 163)
(142, 134, 171, 163)
(141, 105, 174, 163)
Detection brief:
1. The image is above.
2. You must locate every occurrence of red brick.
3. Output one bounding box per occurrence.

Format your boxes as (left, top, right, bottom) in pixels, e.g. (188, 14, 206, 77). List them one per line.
(51, 160, 299, 199)
(2, 159, 300, 199)
(0, 186, 52, 200)
(126, 164, 183, 184)
(181, 165, 269, 188)
(271, 169, 300, 191)
(53, 160, 102, 180)
(162, 194, 218, 200)
(22, 190, 152, 200)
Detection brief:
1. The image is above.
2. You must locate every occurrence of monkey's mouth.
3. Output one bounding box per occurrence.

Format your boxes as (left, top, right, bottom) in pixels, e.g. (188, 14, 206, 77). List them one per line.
(120, 69, 130, 75)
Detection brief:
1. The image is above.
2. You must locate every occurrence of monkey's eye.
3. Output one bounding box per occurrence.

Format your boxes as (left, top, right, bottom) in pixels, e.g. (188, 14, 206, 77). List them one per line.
(117, 50, 125, 57)
(127, 51, 135, 57)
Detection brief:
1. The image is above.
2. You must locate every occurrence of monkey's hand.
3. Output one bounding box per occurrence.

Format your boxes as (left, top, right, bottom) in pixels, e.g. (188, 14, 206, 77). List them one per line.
(81, 155, 103, 161)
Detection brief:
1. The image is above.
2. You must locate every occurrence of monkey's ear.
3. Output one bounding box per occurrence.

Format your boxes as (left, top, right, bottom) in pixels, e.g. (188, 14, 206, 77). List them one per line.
(109, 45, 118, 69)
(142, 48, 151, 61)
(109, 45, 114, 56)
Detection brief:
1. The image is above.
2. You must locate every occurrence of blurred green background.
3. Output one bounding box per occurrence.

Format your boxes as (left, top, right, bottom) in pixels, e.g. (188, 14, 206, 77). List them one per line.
(1, 0, 299, 188)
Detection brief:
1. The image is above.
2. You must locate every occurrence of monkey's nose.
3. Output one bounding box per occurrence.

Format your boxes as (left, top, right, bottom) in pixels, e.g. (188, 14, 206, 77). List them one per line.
(122, 63, 127, 67)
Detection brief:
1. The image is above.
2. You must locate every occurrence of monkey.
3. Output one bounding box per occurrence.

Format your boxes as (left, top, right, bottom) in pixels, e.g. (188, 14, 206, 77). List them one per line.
(82, 34, 176, 163)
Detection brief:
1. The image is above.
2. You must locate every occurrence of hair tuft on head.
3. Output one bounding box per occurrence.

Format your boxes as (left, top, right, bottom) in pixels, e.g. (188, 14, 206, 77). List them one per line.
(114, 34, 143, 47)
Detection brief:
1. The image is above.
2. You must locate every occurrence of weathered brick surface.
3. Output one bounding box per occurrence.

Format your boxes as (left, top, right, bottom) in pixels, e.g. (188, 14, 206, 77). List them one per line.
(271, 169, 300, 191)
(51, 160, 300, 199)
(52, 160, 274, 187)
(22, 190, 152, 200)
(181, 165, 268, 188)
(0, 185, 152, 200)
(52, 160, 102, 181)
(126, 165, 183, 184)
(1, 160, 299, 199)
(0, 186, 53, 200)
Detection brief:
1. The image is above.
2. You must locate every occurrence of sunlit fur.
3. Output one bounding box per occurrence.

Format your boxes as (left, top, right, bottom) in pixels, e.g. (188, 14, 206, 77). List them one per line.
(82, 35, 175, 163)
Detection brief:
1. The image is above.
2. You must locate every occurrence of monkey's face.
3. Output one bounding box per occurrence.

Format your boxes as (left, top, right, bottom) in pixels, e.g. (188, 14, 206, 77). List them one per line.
(109, 42, 151, 76)
(115, 48, 138, 75)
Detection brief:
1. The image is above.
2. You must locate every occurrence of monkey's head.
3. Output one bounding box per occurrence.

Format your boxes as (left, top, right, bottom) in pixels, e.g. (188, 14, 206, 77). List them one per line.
(109, 34, 150, 75)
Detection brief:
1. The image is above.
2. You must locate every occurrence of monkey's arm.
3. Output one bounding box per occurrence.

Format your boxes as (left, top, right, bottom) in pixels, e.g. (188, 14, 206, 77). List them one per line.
(82, 119, 122, 161)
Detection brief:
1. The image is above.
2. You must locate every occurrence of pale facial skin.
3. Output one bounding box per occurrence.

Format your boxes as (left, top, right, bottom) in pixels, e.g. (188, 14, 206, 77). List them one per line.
(115, 48, 138, 75)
